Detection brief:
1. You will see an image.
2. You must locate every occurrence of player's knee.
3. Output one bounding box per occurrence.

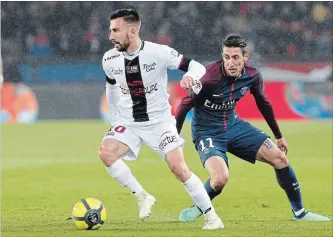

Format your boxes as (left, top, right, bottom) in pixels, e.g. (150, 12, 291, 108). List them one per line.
(211, 173, 228, 190)
(271, 150, 289, 169)
(98, 145, 119, 167)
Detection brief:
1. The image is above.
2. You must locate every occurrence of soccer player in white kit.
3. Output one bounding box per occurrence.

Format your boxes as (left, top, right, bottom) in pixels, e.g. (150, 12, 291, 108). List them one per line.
(98, 9, 224, 229)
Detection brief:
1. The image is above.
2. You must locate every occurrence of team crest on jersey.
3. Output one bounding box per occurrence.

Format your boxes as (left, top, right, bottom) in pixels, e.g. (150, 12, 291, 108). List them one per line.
(203, 148, 210, 154)
(126, 65, 139, 74)
(240, 86, 249, 95)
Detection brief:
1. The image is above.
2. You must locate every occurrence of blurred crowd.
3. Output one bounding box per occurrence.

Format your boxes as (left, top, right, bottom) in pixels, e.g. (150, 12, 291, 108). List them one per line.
(1, 1, 332, 61)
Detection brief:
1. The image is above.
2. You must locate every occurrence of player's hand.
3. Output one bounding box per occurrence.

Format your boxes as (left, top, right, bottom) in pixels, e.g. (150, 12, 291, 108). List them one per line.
(180, 76, 195, 90)
(276, 137, 288, 155)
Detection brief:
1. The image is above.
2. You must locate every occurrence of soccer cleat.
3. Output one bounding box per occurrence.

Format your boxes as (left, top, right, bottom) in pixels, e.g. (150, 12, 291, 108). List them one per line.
(293, 211, 330, 221)
(137, 191, 157, 220)
(202, 215, 224, 230)
(179, 205, 202, 222)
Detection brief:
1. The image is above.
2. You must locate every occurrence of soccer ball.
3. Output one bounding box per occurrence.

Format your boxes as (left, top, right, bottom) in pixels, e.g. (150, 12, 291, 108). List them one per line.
(72, 198, 106, 230)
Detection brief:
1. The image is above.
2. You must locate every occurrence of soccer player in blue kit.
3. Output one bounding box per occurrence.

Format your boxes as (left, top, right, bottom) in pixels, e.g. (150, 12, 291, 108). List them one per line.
(175, 35, 330, 223)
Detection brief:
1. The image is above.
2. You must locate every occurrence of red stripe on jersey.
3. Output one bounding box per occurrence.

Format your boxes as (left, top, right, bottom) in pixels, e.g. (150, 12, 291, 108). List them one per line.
(223, 83, 235, 130)
(223, 111, 227, 129)
(178, 56, 184, 69)
(229, 83, 235, 100)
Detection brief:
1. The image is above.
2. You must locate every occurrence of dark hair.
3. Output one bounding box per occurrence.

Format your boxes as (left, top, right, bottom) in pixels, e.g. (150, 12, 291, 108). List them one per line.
(110, 9, 140, 23)
(222, 35, 247, 54)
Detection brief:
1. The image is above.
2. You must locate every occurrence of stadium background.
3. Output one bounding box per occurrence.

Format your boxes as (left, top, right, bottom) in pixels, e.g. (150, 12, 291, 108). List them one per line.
(1, 1, 332, 122)
(1, 2, 332, 237)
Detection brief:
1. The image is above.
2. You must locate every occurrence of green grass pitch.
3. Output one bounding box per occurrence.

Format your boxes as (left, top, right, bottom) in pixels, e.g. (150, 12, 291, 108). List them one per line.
(1, 120, 332, 237)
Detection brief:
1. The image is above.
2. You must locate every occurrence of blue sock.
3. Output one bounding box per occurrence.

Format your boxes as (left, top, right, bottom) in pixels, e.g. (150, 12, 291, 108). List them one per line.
(204, 178, 222, 201)
(275, 165, 304, 213)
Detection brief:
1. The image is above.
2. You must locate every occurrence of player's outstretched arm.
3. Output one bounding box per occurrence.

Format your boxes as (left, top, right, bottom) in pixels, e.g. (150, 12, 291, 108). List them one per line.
(160, 45, 206, 91)
(179, 60, 206, 91)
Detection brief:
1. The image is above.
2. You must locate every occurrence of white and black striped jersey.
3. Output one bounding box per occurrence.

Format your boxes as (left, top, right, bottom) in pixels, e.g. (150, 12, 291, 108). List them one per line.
(102, 40, 205, 124)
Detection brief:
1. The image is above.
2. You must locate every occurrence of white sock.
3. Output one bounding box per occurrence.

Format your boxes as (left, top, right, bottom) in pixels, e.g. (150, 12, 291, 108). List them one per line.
(183, 172, 217, 217)
(105, 159, 144, 197)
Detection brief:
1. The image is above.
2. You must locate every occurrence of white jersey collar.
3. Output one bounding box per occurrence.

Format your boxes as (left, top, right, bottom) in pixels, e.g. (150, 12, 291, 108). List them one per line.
(122, 40, 145, 57)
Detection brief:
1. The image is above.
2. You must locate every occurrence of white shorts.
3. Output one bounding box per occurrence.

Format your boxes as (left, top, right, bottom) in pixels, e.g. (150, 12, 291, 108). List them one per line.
(102, 118, 185, 160)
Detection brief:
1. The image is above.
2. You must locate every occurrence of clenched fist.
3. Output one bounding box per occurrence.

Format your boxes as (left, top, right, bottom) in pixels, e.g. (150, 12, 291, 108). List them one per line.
(180, 76, 195, 90)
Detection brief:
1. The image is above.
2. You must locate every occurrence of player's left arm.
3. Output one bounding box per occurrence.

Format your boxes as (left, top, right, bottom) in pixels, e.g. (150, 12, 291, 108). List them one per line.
(159, 45, 206, 92)
(102, 55, 119, 125)
(250, 73, 288, 154)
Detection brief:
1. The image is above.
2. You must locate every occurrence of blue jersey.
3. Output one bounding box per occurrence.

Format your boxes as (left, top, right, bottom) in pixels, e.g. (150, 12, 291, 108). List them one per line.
(176, 60, 282, 140)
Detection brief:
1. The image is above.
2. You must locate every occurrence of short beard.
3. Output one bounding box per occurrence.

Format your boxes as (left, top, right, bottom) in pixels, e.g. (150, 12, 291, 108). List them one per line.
(117, 43, 129, 52)
(117, 35, 130, 52)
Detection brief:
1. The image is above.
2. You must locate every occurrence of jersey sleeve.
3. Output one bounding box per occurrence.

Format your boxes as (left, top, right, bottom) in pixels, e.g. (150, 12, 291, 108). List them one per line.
(102, 55, 117, 85)
(250, 73, 265, 94)
(159, 45, 190, 71)
(251, 73, 283, 139)
(102, 54, 119, 124)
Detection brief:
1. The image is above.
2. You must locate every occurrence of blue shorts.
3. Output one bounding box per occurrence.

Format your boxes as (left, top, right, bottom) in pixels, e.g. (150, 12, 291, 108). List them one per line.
(194, 119, 269, 167)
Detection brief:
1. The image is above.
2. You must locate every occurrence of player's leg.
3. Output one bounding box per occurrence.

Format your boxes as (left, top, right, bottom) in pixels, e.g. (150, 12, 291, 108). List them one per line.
(179, 135, 229, 222)
(98, 125, 156, 220)
(144, 121, 224, 229)
(229, 120, 330, 221)
(165, 147, 224, 229)
(229, 121, 306, 217)
(204, 155, 229, 201)
(179, 154, 229, 222)
(196, 135, 230, 200)
(256, 138, 330, 221)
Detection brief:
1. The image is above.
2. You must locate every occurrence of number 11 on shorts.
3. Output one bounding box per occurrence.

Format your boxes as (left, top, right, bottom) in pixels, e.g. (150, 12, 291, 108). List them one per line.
(199, 138, 214, 151)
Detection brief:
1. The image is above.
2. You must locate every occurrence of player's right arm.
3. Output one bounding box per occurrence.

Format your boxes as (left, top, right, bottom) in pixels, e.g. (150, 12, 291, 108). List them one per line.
(158, 44, 206, 91)
(175, 66, 216, 134)
(175, 90, 196, 134)
(102, 55, 119, 125)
